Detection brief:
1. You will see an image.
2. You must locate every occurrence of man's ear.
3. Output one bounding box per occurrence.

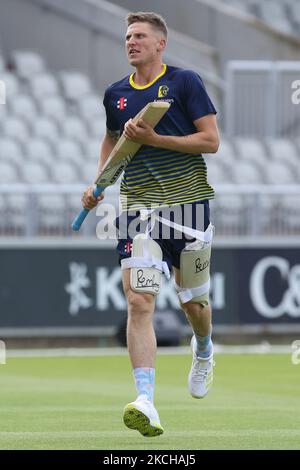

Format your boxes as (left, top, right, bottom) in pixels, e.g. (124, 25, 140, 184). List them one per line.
(157, 38, 166, 52)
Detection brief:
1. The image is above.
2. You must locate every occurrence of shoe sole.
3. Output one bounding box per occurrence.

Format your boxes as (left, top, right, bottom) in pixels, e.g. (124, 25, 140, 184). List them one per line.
(123, 404, 164, 437)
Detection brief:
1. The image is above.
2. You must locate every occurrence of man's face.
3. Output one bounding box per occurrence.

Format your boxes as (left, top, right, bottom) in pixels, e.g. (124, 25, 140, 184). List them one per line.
(125, 22, 165, 67)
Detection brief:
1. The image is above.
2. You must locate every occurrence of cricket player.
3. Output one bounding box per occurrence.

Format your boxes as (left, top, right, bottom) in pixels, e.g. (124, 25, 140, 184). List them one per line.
(82, 11, 220, 437)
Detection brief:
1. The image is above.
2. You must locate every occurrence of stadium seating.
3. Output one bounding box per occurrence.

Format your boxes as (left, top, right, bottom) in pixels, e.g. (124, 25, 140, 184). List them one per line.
(32, 117, 60, 145)
(221, 0, 300, 36)
(205, 158, 232, 184)
(264, 162, 294, 184)
(29, 73, 59, 98)
(78, 94, 105, 121)
(291, 3, 300, 30)
(9, 94, 38, 124)
(59, 71, 92, 101)
(0, 103, 7, 120)
(6, 194, 28, 233)
(39, 96, 66, 124)
(55, 139, 83, 165)
(89, 118, 106, 138)
(12, 50, 45, 79)
(258, 2, 293, 35)
(82, 162, 100, 184)
(26, 139, 53, 166)
(232, 161, 264, 184)
(51, 162, 80, 184)
(281, 194, 300, 231)
(3, 117, 30, 145)
(212, 194, 246, 236)
(265, 138, 300, 173)
(22, 162, 49, 184)
(1, 71, 20, 96)
(38, 194, 66, 233)
(61, 117, 89, 146)
(0, 139, 23, 166)
(86, 139, 101, 161)
(234, 138, 267, 170)
(0, 162, 19, 183)
(213, 138, 236, 167)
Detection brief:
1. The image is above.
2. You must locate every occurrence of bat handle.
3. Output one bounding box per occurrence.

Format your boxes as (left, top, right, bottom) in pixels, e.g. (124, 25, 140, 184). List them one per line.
(71, 186, 104, 232)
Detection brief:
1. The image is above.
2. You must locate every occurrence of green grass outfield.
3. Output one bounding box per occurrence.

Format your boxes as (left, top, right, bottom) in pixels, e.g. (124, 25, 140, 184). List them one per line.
(0, 353, 299, 450)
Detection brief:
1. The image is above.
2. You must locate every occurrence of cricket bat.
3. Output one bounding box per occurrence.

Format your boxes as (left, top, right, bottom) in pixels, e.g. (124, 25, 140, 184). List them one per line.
(71, 101, 170, 231)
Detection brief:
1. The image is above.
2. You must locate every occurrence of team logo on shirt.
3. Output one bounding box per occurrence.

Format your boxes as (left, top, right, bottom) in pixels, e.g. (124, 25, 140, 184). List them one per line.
(158, 85, 169, 98)
(125, 241, 132, 254)
(117, 97, 127, 110)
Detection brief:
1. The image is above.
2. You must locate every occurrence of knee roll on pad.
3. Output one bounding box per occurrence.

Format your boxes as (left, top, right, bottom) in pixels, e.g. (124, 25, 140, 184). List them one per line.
(176, 224, 214, 306)
(121, 234, 170, 295)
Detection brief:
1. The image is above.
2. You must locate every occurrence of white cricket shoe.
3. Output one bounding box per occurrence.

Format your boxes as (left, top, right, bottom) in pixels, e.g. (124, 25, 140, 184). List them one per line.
(188, 336, 214, 399)
(123, 395, 164, 437)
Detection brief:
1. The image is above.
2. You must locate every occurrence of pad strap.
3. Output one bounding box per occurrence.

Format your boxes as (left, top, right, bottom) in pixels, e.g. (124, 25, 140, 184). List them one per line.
(135, 209, 214, 243)
(121, 256, 170, 280)
(155, 216, 214, 243)
(175, 279, 211, 303)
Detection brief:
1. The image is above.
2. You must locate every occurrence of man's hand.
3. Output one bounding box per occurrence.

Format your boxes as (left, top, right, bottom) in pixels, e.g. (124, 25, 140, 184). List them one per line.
(123, 118, 158, 146)
(82, 185, 104, 210)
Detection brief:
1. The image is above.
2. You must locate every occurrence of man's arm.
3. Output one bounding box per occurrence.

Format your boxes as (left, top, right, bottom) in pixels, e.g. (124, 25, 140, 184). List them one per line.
(154, 114, 220, 154)
(82, 130, 117, 210)
(123, 113, 220, 154)
(97, 130, 119, 172)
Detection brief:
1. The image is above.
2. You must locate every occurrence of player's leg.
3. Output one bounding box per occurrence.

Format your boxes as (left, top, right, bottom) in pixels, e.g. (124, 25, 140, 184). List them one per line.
(170, 200, 215, 399)
(122, 268, 164, 437)
(116, 212, 169, 436)
(122, 267, 156, 371)
(173, 272, 213, 355)
(119, 230, 172, 437)
(174, 265, 214, 399)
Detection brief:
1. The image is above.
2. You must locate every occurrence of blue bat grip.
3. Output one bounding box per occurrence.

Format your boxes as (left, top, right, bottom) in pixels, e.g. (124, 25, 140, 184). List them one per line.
(71, 186, 104, 232)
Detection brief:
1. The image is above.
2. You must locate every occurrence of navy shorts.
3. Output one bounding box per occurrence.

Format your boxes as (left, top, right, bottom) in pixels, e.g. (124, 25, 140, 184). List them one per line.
(115, 200, 211, 272)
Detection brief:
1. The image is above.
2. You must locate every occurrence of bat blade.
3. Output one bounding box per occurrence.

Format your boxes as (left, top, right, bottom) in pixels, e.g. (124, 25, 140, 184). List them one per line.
(95, 101, 170, 188)
(71, 101, 170, 231)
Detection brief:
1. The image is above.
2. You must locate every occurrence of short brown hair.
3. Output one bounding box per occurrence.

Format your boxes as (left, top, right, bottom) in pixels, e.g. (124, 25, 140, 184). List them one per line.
(126, 11, 168, 38)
